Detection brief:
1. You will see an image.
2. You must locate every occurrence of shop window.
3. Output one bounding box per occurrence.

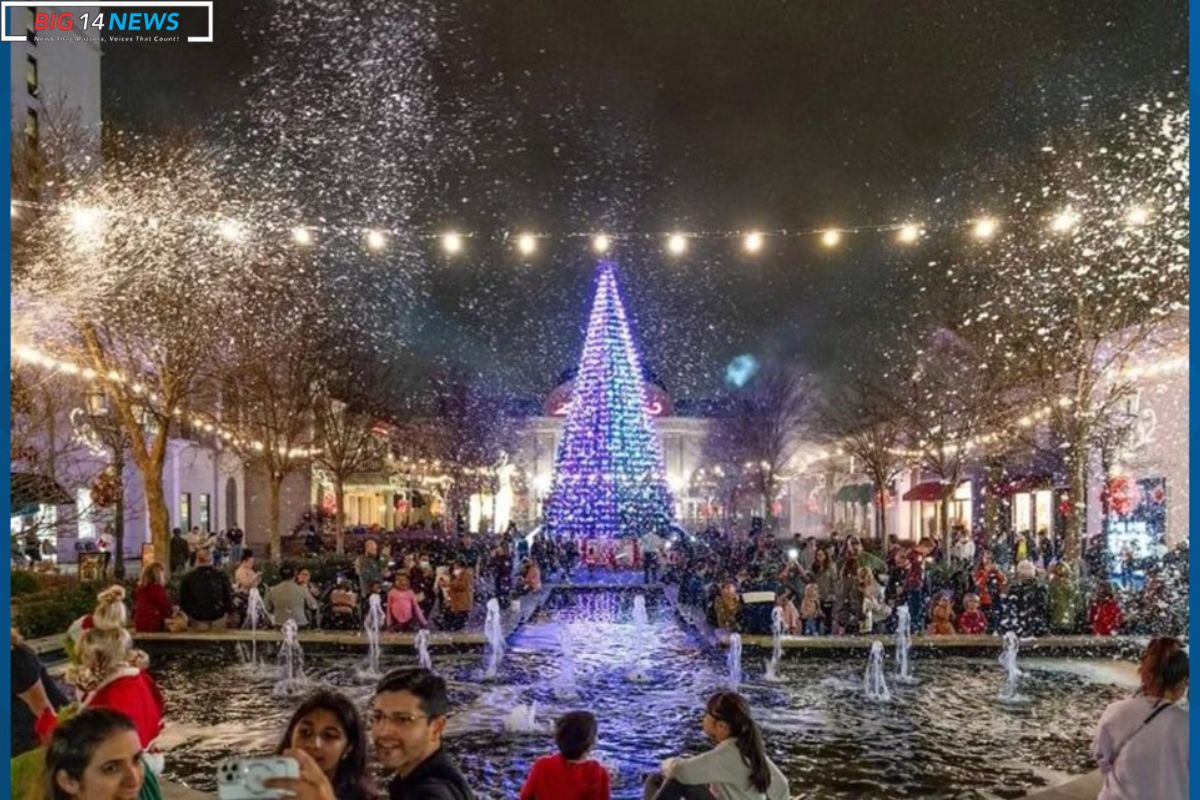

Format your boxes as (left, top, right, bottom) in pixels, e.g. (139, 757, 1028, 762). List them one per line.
(198, 493, 211, 532)
(179, 492, 191, 531)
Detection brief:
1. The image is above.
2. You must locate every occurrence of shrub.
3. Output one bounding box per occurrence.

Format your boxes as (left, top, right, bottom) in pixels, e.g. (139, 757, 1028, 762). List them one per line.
(12, 583, 101, 640)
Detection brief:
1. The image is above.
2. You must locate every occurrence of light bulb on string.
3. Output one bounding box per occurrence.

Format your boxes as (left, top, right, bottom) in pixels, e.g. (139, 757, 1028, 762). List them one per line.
(1049, 208, 1079, 234)
(442, 231, 464, 255)
(1126, 205, 1151, 227)
(365, 229, 387, 251)
(592, 234, 612, 254)
(743, 231, 764, 253)
(820, 229, 842, 248)
(897, 223, 922, 244)
(972, 217, 998, 240)
(667, 233, 688, 256)
(291, 226, 313, 246)
(516, 233, 537, 256)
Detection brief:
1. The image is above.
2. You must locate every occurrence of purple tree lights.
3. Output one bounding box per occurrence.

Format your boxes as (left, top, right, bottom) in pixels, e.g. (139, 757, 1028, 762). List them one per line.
(544, 261, 674, 539)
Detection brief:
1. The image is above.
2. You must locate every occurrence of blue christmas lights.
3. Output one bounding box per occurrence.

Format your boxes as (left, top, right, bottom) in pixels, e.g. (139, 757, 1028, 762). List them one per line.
(544, 261, 674, 538)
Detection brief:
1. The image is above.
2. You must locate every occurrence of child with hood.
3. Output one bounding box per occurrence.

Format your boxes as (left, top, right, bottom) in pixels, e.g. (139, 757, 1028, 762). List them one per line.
(799, 584, 821, 635)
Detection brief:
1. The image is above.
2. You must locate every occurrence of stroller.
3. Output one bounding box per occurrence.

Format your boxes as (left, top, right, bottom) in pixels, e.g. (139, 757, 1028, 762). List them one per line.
(320, 581, 363, 631)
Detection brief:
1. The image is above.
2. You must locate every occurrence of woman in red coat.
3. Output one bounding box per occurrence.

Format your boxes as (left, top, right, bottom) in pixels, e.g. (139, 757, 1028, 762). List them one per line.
(63, 626, 164, 748)
(133, 562, 174, 633)
(1088, 582, 1124, 636)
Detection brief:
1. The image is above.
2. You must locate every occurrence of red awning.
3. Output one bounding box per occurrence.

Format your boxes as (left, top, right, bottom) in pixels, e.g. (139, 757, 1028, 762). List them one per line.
(902, 481, 964, 502)
(992, 475, 1058, 497)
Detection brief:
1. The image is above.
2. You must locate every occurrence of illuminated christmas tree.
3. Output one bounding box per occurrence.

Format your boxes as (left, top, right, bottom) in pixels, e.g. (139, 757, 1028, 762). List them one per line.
(544, 261, 674, 539)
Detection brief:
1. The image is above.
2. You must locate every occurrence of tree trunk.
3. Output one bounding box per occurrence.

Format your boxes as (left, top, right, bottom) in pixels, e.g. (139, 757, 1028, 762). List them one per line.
(269, 473, 283, 562)
(873, 476, 888, 542)
(939, 494, 951, 553)
(1065, 426, 1089, 566)
(984, 459, 1003, 539)
(334, 478, 346, 555)
(112, 452, 126, 580)
(143, 466, 171, 578)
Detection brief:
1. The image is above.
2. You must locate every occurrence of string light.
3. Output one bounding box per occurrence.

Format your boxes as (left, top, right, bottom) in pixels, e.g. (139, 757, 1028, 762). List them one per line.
(667, 233, 688, 255)
(820, 229, 842, 248)
(897, 223, 922, 244)
(69, 206, 103, 236)
(442, 231, 464, 254)
(1049, 208, 1079, 233)
(291, 226, 313, 246)
(516, 233, 537, 256)
(365, 229, 387, 251)
(592, 233, 612, 254)
(743, 231, 764, 253)
(1126, 205, 1151, 227)
(216, 218, 245, 242)
(972, 217, 998, 239)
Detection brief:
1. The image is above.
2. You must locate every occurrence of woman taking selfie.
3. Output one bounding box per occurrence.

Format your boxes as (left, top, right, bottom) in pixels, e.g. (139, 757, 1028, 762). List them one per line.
(644, 691, 788, 800)
(1093, 636, 1189, 799)
(44, 708, 159, 800)
(276, 690, 375, 800)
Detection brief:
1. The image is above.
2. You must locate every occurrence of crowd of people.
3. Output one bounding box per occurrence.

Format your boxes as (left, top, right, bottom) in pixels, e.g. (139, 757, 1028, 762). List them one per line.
(668, 525, 1189, 641)
(13, 578, 1188, 800)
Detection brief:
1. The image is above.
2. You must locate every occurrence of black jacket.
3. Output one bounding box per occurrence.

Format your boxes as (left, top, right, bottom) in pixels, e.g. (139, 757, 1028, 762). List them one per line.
(179, 565, 234, 622)
(388, 748, 473, 800)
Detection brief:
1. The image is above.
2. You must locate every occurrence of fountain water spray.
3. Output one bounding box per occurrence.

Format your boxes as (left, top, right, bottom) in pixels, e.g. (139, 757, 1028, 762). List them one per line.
(502, 701, 539, 733)
(415, 629, 432, 670)
(864, 641, 891, 702)
(360, 593, 386, 678)
(998, 632, 1023, 701)
(554, 626, 579, 699)
(895, 605, 916, 683)
(763, 607, 785, 682)
(483, 598, 504, 679)
(274, 620, 308, 696)
(241, 587, 271, 666)
(632, 594, 649, 626)
(726, 633, 742, 689)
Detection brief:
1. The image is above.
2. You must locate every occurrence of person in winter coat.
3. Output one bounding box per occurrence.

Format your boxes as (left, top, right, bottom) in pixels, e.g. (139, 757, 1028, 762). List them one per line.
(926, 593, 956, 635)
(774, 592, 800, 635)
(179, 548, 234, 630)
(956, 594, 988, 635)
(1002, 560, 1049, 637)
(1089, 583, 1125, 636)
(832, 557, 863, 635)
(799, 584, 821, 635)
(645, 691, 789, 800)
(519, 711, 610, 800)
(387, 575, 427, 632)
(811, 548, 838, 633)
(1047, 562, 1080, 634)
(973, 551, 1008, 631)
(714, 582, 741, 631)
(132, 563, 174, 633)
(859, 567, 891, 634)
(443, 561, 475, 631)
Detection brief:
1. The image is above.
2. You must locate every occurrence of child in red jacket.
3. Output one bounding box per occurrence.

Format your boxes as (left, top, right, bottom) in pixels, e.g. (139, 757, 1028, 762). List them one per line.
(520, 711, 610, 800)
(1089, 583, 1124, 636)
(956, 593, 988, 635)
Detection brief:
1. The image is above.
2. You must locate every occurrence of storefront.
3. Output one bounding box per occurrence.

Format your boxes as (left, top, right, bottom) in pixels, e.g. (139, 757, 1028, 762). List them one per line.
(902, 480, 972, 540)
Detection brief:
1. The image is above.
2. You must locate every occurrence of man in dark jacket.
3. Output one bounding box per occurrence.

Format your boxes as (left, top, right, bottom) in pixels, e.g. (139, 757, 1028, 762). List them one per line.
(169, 527, 189, 574)
(373, 668, 473, 799)
(179, 547, 234, 630)
(266, 667, 474, 800)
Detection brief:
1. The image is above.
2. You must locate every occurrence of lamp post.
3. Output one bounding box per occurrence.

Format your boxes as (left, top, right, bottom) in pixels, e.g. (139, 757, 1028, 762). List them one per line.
(82, 386, 131, 579)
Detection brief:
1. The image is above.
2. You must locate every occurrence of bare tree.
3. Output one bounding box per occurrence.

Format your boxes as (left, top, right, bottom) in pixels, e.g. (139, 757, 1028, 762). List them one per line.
(703, 365, 813, 529)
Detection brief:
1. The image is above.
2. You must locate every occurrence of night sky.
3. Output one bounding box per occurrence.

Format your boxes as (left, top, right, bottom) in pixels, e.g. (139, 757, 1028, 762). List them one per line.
(101, 1, 1189, 402)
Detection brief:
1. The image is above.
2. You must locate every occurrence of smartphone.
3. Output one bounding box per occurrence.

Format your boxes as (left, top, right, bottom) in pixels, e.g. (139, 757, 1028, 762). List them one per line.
(216, 757, 299, 800)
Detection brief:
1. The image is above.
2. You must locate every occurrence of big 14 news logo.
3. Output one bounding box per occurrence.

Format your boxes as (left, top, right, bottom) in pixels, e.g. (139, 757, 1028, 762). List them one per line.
(33, 9, 181, 32)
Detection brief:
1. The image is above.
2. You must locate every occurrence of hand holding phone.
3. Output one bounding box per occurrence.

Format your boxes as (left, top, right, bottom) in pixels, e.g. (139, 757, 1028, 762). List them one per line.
(217, 757, 299, 800)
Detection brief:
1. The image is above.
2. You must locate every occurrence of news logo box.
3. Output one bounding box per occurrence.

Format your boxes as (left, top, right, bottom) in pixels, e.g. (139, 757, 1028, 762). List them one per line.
(1, 1, 213, 42)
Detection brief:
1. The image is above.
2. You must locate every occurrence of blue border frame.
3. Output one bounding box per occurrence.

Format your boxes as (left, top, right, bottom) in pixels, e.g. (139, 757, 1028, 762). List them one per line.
(2, 3, 13, 784)
(1188, 1, 1197, 795)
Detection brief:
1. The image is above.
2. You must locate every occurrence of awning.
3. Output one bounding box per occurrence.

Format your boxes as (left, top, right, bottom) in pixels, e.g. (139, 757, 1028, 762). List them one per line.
(902, 480, 965, 503)
(834, 483, 874, 504)
(11, 472, 73, 515)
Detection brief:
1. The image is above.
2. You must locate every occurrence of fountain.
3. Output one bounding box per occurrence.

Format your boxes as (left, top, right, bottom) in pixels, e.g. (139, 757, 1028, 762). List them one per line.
(763, 607, 785, 683)
(864, 641, 891, 702)
(483, 599, 504, 679)
(894, 605, 916, 683)
(502, 701, 540, 734)
(554, 626, 579, 699)
(632, 594, 649, 626)
(240, 587, 271, 667)
(273, 620, 308, 696)
(360, 593, 386, 679)
(415, 628, 433, 670)
(726, 633, 742, 689)
(998, 632, 1024, 702)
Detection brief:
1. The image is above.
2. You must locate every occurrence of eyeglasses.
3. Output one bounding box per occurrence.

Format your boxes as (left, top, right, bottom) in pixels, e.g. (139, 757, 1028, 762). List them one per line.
(368, 710, 428, 727)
